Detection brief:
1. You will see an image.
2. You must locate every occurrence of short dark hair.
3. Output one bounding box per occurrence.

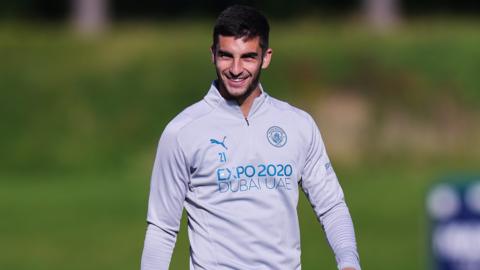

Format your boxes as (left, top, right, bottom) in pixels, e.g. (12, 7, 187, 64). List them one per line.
(212, 5, 270, 53)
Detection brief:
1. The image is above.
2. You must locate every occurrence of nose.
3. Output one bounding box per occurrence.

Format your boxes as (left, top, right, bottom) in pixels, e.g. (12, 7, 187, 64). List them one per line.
(229, 58, 243, 77)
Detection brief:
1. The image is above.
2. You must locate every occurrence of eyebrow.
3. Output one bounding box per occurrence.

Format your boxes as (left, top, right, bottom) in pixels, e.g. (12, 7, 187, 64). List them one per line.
(217, 50, 258, 58)
(218, 50, 233, 57)
(241, 52, 258, 58)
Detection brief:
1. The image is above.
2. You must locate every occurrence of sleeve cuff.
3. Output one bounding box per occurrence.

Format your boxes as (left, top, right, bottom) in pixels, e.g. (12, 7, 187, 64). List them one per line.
(338, 261, 361, 270)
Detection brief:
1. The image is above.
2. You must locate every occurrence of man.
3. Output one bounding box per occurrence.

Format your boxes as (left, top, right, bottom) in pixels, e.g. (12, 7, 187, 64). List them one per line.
(141, 5, 360, 270)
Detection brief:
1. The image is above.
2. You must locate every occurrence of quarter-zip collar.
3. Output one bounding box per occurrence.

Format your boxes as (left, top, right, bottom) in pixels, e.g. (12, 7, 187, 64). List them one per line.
(203, 80, 269, 121)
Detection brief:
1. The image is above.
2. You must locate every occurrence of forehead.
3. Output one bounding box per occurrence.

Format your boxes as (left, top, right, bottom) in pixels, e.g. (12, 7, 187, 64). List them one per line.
(217, 35, 262, 53)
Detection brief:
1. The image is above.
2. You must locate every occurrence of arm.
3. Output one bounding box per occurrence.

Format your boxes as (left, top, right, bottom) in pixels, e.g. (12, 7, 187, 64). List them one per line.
(300, 116, 360, 270)
(141, 126, 189, 270)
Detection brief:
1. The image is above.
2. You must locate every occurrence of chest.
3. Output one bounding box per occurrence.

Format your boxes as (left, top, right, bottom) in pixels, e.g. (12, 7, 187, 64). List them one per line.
(183, 118, 306, 192)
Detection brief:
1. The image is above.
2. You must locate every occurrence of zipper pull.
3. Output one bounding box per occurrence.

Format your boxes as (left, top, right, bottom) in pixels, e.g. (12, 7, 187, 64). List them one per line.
(244, 117, 250, 126)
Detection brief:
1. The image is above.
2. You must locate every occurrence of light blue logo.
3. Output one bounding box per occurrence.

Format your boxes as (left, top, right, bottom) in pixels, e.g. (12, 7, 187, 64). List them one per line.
(267, 126, 287, 148)
(325, 162, 333, 175)
(210, 136, 228, 150)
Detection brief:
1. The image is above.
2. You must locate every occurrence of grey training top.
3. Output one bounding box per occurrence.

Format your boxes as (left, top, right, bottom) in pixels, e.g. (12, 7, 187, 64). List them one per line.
(141, 83, 361, 270)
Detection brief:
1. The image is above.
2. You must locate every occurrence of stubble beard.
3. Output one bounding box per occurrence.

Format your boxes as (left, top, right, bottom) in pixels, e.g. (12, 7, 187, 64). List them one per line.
(215, 63, 263, 103)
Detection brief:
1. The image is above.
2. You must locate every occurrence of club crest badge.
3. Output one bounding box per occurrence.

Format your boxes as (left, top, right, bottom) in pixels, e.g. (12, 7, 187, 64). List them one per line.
(267, 126, 287, 148)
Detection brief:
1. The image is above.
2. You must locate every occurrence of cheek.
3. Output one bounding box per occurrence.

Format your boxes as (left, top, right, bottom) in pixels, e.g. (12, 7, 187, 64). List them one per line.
(215, 63, 228, 73)
(245, 62, 262, 73)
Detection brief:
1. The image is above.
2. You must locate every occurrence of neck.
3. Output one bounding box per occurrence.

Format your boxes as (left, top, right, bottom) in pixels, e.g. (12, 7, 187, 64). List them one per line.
(238, 86, 261, 118)
(216, 81, 262, 118)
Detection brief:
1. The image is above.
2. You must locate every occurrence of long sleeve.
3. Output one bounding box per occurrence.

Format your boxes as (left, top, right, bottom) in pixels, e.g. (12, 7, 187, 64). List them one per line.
(300, 116, 361, 270)
(141, 124, 190, 270)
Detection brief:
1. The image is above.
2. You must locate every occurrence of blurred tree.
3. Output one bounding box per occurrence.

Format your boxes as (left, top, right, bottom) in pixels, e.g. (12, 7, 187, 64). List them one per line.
(402, 0, 480, 16)
(1, 0, 478, 21)
(364, 0, 400, 31)
(71, 0, 109, 35)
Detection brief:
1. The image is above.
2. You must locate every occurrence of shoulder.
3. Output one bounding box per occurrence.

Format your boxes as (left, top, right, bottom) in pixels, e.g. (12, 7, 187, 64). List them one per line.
(266, 95, 322, 156)
(267, 95, 317, 128)
(160, 99, 215, 143)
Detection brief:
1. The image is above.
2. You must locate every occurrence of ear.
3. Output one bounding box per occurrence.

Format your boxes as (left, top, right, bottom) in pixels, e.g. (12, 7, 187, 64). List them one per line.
(261, 48, 273, 69)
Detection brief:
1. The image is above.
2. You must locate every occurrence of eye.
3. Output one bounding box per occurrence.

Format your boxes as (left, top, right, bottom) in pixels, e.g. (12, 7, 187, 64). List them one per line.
(218, 52, 232, 59)
(242, 53, 258, 61)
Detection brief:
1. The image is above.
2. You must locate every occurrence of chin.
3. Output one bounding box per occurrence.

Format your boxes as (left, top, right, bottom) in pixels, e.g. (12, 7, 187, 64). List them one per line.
(225, 87, 249, 97)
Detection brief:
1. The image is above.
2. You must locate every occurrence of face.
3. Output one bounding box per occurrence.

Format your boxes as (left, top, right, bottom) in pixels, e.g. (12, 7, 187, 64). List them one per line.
(212, 35, 272, 99)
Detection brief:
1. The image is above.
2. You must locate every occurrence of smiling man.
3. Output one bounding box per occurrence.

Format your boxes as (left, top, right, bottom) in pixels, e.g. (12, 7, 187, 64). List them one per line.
(141, 5, 360, 270)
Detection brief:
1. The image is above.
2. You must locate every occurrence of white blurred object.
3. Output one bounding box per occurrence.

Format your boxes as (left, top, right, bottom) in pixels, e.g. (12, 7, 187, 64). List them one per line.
(364, 0, 400, 31)
(466, 182, 480, 215)
(427, 185, 460, 220)
(72, 0, 109, 36)
(433, 223, 480, 262)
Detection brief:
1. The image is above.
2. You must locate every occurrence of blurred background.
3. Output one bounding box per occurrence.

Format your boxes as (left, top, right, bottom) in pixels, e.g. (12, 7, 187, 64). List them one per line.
(1, 1, 479, 269)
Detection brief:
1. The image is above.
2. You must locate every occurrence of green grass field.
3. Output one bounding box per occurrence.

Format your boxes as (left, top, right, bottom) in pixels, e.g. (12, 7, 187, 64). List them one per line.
(2, 162, 477, 270)
(1, 20, 480, 173)
(1, 20, 479, 269)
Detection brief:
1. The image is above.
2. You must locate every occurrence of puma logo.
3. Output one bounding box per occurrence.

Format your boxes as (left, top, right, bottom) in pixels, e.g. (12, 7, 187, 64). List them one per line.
(210, 136, 227, 150)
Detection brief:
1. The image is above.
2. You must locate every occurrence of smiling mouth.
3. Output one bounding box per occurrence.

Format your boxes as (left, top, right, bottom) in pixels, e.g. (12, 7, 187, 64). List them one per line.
(225, 75, 249, 87)
(229, 77, 247, 82)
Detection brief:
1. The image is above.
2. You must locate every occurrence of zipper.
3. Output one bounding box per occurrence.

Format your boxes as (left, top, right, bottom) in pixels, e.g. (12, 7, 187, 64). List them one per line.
(244, 117, 250, 126)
